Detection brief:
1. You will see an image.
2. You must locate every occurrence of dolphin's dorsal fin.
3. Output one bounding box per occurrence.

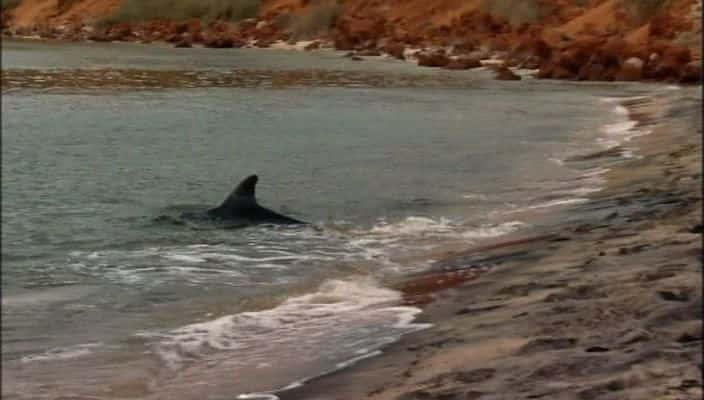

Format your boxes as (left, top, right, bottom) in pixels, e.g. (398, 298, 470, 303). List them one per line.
(232, 174, 258, 198)
(205, 174, 305, 224)
(217, 175, 258, 210)
(209, 175, 259, 216)
(225, 175, 259, 204)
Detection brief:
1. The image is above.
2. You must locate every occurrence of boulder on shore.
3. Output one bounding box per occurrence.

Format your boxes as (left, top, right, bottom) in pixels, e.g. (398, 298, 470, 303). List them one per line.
(444, 56, 482, 70)
(495, 65, 521, 80)
(417, 51, 450, 67)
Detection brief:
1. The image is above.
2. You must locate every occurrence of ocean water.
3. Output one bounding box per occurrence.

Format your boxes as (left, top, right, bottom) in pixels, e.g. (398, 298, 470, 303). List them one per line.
(1, 38, 662, 399)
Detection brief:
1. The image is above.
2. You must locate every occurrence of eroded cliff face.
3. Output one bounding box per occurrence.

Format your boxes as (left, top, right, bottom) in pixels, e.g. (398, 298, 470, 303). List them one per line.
(2, 0, 701, 82)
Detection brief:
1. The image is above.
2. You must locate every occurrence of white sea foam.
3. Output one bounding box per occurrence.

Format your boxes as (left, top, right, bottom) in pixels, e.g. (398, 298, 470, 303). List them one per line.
(613, 105, 629, 115)
(462, 193, 488, 200)
(142, 278, 429, 367)
(556, 186, 603, 196)
(65, 234, 357, 286)
(548, 157, 565, 166)
(163, 254, 207, 263)
(601, 120, 638, 135)
(21, 343, 103, 363)
(501, 198, 590, 216)
(2, 285, 101, 307)
(527, 198, 590, 209)
(460, 221, 525, 238)
(132, 279, 429, 398)
(599, 95, 649, 104)
(595, 96, 654, 153)
(369, 216, 455, 236)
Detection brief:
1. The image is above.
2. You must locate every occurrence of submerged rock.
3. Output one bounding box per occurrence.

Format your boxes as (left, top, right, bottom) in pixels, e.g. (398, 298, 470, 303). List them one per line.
(494, 65, 521, 80)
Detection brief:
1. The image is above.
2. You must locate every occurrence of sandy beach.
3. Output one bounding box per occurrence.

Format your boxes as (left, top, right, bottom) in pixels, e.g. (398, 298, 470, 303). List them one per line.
(279, 87, 702, 400)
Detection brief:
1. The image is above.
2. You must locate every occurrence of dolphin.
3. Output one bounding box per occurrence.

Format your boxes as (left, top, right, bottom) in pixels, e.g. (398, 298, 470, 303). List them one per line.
(179, 175, 305, 226)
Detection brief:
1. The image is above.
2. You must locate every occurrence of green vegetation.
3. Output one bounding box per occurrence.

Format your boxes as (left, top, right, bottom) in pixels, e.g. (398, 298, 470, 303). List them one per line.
(101, 0, 261, 25)
(1, 0, 22, 12)
(285, 0, 341, 40)
(480, 0, 545, 26)
(622, 0, 671, 23)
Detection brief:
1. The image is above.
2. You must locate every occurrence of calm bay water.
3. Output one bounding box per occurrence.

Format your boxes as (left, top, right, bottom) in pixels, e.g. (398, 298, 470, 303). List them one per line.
(1, 38, 658, 399)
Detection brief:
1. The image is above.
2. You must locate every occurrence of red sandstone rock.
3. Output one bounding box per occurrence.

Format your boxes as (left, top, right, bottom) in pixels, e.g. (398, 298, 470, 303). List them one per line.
(356, 49, 381, 56)
(558, 45, 592, 73)
(343, 52, 364, 61)
(174, 22, 188, 34)
(651, 45, 692, 81)
(416, 51, 450, 67)
(551, 65, 575, 80)
(680, 61, 702, 84)
(577, 63, 606, 81)
(3, 0, 697, 84)
(204, 35, 237, 48)
(254, 39, 273, 48)
(332, 32, 355, 51)
(538, 61, 575, 80)
(451, 39, 477, 54)
(536, 62, 555, 79)
(518, 55, 542, 70)
(304, 41, 321, 51)
(190, 31, 203, 43)
(494, 65, 521, 80)
(335, 16, 385, 47)
(444, 56, 482, 70)
(662, 45, 692, 66)
(185, 18, 201, 34)
(615, 57, 644, 81)
(209, 21, 230, 33)
(165, 33, 181, 43)
(87, 29, 110, 42)
(649, 14, 680, 40)
(107, 23, 133, 41)
(383, 42, 405, 59)
(524, 37, 552, 59)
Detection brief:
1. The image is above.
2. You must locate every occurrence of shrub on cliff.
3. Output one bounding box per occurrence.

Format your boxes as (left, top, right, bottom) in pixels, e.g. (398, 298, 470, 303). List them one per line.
(1, 0, 21, 11)
(479, 0, 545, 26)
(101, 0, 260, 25)
(623, 0, 670, 24)
(285, 0, 341, 40)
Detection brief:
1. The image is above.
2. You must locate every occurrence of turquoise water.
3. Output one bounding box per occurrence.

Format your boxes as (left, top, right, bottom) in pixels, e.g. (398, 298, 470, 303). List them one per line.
(1, 38, 653, 399)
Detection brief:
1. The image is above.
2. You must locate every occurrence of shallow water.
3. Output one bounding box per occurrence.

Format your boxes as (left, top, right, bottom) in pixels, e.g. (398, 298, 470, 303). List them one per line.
(1, 38, 663, 399)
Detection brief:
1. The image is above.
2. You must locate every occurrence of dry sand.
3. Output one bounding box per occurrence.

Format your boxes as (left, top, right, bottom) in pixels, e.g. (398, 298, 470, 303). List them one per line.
(280, 86, 702, 400)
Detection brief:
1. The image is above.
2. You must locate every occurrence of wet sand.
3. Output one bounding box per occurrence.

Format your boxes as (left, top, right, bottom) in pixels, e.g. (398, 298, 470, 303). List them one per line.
(280, 87, 702, 400)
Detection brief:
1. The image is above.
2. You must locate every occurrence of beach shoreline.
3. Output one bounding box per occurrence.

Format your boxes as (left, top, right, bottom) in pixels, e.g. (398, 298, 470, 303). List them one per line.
(274, 86, 702, 400)
(2, 30, 701, 398)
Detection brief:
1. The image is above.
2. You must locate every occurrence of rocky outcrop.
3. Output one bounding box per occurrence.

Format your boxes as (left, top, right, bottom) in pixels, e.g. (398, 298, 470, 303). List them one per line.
(383, 42, 405, 60)
(1, 0, 701, 83)
(416, 51, 450, 67)
(680, 61, 702, 83)
(494, 65, 521, 80)
(444, 56, 482, 70)
(616, 57, 644, 81)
